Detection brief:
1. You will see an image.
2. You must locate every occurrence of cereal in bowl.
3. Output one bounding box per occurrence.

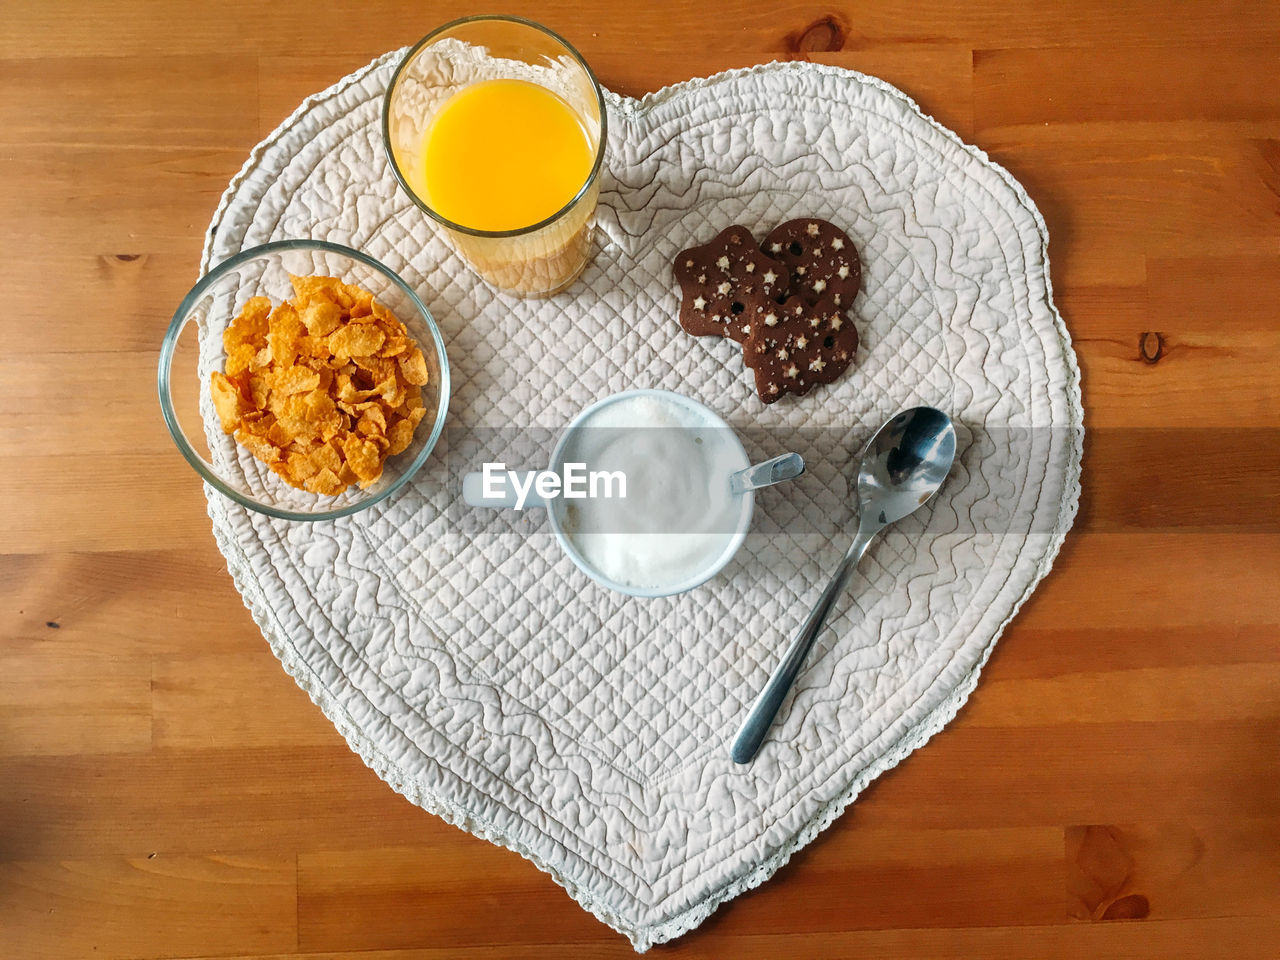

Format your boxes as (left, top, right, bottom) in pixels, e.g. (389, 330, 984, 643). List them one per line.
(209, 275, 429, 495)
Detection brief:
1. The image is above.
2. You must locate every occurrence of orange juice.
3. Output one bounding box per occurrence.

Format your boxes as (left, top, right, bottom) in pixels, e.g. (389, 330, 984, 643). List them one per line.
(422, 78, 595, 232)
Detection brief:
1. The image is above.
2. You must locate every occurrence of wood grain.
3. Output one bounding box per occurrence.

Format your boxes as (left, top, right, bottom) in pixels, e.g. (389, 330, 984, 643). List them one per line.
(141, 916, 1280, 960)
(0, 855, 297, 960)
(2, 1, 1278, 957)
(296, 827, 1065, 952)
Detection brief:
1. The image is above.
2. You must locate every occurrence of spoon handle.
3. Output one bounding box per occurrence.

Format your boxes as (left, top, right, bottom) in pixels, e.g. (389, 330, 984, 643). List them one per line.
(731, 525, 878, 764)
(729, 453, 805, 496)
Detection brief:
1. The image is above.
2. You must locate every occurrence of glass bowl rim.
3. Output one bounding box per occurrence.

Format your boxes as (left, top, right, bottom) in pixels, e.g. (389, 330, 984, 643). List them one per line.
(381, 13, 609, 239)
(156, 238, 451, 522)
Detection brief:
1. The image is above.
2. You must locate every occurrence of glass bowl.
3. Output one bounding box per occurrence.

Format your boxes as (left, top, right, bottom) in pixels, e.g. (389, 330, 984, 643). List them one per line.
(158, 240, 450, 521)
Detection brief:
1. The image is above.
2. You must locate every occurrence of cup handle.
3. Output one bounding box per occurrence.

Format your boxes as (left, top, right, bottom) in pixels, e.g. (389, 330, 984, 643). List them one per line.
(462, 471, 548, 510)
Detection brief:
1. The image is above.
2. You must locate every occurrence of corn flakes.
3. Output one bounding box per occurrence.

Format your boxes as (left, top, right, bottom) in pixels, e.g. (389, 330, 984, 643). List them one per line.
(210, 275, 430, 494)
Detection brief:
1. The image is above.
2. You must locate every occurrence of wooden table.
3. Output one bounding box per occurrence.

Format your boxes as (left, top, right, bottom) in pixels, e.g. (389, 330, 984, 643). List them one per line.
(3, 2, 1278, 957)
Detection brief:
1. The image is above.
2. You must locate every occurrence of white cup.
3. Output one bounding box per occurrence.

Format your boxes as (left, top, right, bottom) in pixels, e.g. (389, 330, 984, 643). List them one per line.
(463, 388, 755, 597)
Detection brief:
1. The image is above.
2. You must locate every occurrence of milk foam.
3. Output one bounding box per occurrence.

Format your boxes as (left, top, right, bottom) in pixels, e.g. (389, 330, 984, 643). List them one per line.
(559, 394, 745, 590)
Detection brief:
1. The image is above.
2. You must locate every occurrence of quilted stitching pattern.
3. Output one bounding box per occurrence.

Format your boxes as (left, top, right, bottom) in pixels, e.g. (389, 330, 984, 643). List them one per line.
(200, 52, 1082, 951)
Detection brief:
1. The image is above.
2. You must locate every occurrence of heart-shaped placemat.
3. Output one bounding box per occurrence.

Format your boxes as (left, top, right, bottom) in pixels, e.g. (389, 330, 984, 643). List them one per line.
(202, 52, 1082, 951)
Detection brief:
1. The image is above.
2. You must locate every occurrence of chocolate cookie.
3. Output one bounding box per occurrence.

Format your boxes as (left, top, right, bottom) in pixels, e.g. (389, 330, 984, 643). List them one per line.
(743, 294, 858, 403)
(760, 219, 861, 309)
(675, 226, 788, 342)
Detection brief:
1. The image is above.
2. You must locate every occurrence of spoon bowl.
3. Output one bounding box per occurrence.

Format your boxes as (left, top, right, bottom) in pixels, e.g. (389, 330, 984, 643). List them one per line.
(731, 406, 956, 764)
(857, 407, 957, 530)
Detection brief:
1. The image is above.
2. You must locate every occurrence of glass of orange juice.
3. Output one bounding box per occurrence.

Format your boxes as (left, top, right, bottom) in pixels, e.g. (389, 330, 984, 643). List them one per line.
(383, 16, 607, 298)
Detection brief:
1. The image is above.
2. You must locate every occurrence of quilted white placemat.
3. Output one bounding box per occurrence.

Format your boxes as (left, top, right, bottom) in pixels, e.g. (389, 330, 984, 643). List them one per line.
(202, 52, 1082, 951)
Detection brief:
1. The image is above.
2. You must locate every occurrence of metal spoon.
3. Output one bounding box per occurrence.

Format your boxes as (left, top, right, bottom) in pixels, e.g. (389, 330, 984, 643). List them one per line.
(729, 452, 805, 495)
(731, 407, 957, 764)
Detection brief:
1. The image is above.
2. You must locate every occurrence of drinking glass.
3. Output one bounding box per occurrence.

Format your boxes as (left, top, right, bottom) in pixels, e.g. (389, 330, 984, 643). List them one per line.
(383, 16, 607, 298)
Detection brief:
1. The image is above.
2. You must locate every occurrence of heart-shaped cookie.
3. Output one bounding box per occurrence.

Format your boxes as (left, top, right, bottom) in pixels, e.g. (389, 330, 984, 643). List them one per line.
(762, 217, 862, 308)
(743, 294, 858, 401)
(674, 225, 787, 341)
(201, 53, 1082, 952)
